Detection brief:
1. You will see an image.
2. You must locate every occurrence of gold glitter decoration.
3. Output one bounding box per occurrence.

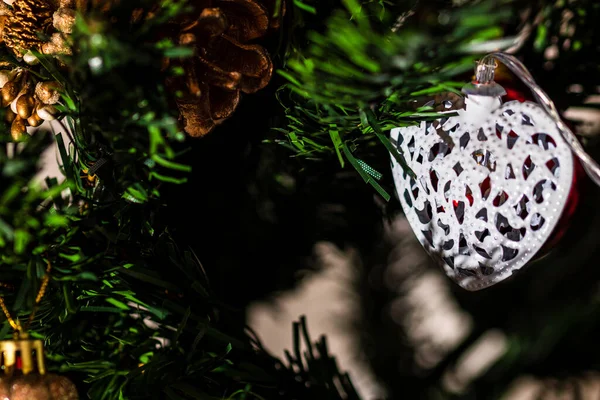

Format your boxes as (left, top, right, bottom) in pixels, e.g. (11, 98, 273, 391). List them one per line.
(1, 0, 76, 59)
(35, 80, 61, 104)
(0, 67, 63, 140)
(40, 32, 72, 56)
(52, 7, 75, 33)
(2, 0, 55, 56)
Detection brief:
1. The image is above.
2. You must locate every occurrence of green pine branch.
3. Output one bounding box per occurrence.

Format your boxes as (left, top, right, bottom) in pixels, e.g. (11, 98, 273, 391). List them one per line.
(0, 1, 365, 398)
(274, 0, 521, 198)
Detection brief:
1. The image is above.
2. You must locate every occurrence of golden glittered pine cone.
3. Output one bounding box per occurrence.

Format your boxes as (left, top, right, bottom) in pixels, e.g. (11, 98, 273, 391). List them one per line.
(165, 0, 285, 137)
(0, 0, 78, 61)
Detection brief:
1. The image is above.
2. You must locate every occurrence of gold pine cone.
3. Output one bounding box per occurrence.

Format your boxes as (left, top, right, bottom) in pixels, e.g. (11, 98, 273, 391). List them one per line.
(1, 0, 77, 59)
(165, 0, 285, 137)
(2, 0, 56, 56)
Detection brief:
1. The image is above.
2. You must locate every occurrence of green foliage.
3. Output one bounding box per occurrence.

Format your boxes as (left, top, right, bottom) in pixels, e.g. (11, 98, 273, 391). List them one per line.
(275, 0, 519, 198)
(64, 1, 191, 200)
(0, 134, 74, 261)
(0, 1, 361, 398)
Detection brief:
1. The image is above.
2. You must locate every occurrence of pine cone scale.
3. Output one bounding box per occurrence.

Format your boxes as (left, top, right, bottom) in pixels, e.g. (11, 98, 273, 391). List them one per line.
(215, 0, 269, 41)
(195, 57, 242, 91)
(182, 8, 228, 38)
(208, 86, 240, 119)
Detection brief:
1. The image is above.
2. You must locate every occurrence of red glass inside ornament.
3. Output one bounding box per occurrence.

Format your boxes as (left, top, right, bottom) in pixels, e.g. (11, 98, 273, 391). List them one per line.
(504, 87, 528, 103)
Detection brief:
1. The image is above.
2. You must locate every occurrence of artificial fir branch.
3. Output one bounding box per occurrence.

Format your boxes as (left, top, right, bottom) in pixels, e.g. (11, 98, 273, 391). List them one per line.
(275, 0, 600, 200)
(1, 1, 365, 398)
(275, 0, 520, 197)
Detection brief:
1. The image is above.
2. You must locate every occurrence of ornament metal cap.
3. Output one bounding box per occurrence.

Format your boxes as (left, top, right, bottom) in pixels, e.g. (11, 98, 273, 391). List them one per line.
(0, 332, 46, 376)
(461, 57, 507, 98)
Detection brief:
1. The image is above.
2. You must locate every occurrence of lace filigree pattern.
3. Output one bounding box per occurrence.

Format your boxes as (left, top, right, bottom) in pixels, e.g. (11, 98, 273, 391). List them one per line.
(391, 98, 574, 290)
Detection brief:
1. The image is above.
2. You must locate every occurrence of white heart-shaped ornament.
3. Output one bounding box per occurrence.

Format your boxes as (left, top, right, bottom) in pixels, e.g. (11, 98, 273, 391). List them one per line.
(390, 94, 574, 291)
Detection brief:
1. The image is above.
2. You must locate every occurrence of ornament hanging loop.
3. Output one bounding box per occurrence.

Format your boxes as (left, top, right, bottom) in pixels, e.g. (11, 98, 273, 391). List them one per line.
(478, 52, 600, 187)
(462, 57, 506, 98)
(475, 57, 497, 84)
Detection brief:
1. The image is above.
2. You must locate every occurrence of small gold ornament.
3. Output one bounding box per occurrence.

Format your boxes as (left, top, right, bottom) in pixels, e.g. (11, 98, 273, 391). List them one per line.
(5, 107, 16, 123)
(35, 81, 61, 105)
(27, 110, 43, 126)
(0, 333, 78, 400)
(1, 79, 19, 105)
(16, 92, 35, 118)
(0, 262, 79, 400)
(10, 115, 26, 140)
(0, 67, 63, 140)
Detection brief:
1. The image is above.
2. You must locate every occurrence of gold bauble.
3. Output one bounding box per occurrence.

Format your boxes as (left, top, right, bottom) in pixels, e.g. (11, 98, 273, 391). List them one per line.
(1, 80, 19, 106)
(10, 375, 51, 400)
(0, 374, 78, 400)
(16, 92, 35, 119)
(35, 81, 61, 105)
(27, 111, 43, 127)
(0, 335, 78, 400)
(5, 107, 17, 124)
(10, 116, 26, 140)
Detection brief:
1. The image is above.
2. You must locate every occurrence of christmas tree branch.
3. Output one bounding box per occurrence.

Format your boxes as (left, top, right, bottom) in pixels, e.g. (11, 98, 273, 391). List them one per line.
(1, 1, 366, 398)
(274, 0, 521, 198)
